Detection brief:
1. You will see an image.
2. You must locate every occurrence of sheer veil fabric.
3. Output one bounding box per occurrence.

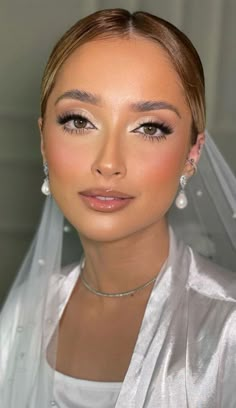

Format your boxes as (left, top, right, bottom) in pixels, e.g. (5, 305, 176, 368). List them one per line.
(0, 131, 236, 407)
(0, 198, 64, 406)
(169, 131, 236, 272)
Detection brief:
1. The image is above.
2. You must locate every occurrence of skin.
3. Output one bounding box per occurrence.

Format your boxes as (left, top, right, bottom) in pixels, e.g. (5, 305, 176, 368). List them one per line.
(39, 36, 205, 380)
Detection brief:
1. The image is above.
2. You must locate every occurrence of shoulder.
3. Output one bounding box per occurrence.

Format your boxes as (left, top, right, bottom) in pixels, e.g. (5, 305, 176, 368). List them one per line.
(187, 246, 236, 303)
(186, 246, 236, 360)
(0, 262, 79, 337)
(0, 262, 80, 382)
(186, 249, 236, 370)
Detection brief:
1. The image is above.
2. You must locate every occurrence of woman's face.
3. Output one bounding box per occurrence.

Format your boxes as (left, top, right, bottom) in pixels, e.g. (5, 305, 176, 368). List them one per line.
(40, 36, 201, 242)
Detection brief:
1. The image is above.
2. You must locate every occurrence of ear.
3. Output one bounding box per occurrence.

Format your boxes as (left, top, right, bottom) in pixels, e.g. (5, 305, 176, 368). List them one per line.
(183, 131, 205, 177)
(38, 117, 46, 162)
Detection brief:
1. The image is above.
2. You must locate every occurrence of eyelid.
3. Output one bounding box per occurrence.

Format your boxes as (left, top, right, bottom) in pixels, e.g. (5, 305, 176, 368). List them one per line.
(56, 109, 98, 126)
(57, 112, 173, 135)
(128, 116, 169, 130)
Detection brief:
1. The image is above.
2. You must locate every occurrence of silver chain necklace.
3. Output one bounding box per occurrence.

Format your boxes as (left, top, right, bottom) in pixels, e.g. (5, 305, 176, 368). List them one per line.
(80, 265, 158, 298)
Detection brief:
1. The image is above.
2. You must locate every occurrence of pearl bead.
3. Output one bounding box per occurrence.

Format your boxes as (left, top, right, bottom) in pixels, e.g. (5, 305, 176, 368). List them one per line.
(41, 179, 50, 196)
(175, 191, 188, 209)
(17, 326, 24, 333)
(196, 190, 203, 197)
(63, 225, 71, 233)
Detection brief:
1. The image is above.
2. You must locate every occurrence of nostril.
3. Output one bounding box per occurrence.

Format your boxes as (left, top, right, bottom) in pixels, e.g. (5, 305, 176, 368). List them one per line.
(95, 168, 121, 176)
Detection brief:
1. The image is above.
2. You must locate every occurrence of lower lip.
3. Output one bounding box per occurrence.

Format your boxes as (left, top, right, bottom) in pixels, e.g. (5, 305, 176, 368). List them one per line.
(79, 194, 134, 212)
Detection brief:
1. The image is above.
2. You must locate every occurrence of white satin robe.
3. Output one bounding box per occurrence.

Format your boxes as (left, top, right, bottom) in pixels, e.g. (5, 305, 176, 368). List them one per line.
(1, 227, 236, 407)
(47, 227, 236, 407)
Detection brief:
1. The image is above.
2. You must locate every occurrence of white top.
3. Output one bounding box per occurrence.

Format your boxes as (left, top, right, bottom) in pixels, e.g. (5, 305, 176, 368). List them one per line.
(53, 369, 122, 408)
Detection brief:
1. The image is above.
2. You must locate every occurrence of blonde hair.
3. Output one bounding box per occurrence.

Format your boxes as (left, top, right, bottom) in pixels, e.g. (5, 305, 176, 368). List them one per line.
(40, 8, 206, 144)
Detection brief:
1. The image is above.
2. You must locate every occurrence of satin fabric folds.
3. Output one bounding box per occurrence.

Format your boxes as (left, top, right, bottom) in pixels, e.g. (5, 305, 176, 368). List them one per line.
(1, 227, 236, 407)
(113, 228, 236, 407)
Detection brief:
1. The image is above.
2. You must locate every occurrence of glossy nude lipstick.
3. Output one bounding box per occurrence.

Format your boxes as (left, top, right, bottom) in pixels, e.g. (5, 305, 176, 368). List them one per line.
(79, 188, 134, 212)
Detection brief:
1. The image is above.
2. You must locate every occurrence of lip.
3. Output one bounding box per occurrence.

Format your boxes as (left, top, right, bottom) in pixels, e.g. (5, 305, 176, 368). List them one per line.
(79, 188, 134, 199)
(79, 188, 134, 212)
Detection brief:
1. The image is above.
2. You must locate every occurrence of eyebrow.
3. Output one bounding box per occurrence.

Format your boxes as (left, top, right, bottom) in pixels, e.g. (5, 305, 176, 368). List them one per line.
(55, 89, 101, 106)
(130, 100, 181, 118)
(55, 89, 181, 118)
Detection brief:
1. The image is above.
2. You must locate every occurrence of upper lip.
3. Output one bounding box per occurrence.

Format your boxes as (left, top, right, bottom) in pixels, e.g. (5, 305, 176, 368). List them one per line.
(79, 188, 134, 198)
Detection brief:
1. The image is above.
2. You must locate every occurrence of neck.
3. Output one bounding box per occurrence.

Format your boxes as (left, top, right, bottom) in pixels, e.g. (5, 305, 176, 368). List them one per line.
(78, 218, 169, 297)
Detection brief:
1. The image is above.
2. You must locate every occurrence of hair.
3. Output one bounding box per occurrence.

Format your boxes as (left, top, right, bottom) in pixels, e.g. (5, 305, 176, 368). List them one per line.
(40, 8, 206, 144)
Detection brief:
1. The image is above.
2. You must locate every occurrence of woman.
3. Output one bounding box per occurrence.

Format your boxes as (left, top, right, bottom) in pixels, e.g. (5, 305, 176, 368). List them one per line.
(1, 8, 236, 408)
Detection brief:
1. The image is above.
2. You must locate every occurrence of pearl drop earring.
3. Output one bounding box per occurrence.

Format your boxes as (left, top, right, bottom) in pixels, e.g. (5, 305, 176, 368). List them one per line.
(41, 162, 51, 196)
(175, 174, 188, 209)
(175, 158, 197, 209)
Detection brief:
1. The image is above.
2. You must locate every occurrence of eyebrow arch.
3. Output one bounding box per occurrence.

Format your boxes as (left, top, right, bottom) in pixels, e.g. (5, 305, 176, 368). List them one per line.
(55, 89, 101, 106)
(130, 100, 181, 118)
(55, 88, 181, 118)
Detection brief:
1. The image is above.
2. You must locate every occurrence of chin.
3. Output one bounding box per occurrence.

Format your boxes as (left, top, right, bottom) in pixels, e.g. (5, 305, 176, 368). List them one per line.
(75, 223, 131, 243)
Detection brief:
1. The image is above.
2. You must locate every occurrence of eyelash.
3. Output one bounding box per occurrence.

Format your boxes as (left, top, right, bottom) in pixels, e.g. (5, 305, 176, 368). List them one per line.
(56, 113, 173, 141)
(57, 112, 95, 134)
(132, 120, 173, 141)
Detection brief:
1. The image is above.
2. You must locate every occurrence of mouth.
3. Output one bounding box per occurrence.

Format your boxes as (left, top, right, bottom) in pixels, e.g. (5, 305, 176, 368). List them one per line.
(79, 188, 134, 212)
(79, 188, 134, 199)
(86, 195, 127, 200)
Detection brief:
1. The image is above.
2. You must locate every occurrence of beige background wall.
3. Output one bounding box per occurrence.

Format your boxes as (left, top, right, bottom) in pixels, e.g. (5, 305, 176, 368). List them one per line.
(1, 0, 235, 302)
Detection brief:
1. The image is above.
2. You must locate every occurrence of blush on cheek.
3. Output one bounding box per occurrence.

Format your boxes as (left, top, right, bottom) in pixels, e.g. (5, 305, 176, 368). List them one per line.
(137, 146, 183, 187)
(46, 141, 90, 182)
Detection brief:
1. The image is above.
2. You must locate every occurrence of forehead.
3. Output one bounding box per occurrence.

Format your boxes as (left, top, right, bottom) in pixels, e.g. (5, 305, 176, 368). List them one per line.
(52, 36, 188, 112)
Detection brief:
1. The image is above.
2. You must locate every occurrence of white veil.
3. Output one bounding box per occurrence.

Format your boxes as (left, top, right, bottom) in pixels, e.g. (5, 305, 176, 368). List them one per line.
(169, 130, 236, 272)
(0, 131, 236, 407)
(0, 197, 64, 406)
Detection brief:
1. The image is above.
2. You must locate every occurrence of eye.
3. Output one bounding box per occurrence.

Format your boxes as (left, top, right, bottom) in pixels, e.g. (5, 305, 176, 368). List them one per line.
(133, 121, 173, 141)
(57, 113, 96, 134)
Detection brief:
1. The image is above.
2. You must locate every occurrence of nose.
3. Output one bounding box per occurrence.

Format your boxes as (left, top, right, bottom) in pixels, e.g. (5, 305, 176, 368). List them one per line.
(91, 135, 126, 180)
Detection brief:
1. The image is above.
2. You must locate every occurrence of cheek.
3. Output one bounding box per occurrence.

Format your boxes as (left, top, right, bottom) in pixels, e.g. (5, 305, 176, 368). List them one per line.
(44, 134, 90, 186)
(132, 143, 186, 219)
(133, 141, 186, 194)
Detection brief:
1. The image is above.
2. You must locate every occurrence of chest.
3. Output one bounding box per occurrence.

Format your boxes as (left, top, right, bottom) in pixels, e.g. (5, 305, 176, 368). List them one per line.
(55, 290, 149, 382)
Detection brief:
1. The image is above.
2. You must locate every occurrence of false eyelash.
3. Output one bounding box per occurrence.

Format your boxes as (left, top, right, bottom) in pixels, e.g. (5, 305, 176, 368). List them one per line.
(136, 120, 173, 135)
(56, 112, 91, 125)
(56, 112, 95, 135)
(133, 120, 173, 142)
